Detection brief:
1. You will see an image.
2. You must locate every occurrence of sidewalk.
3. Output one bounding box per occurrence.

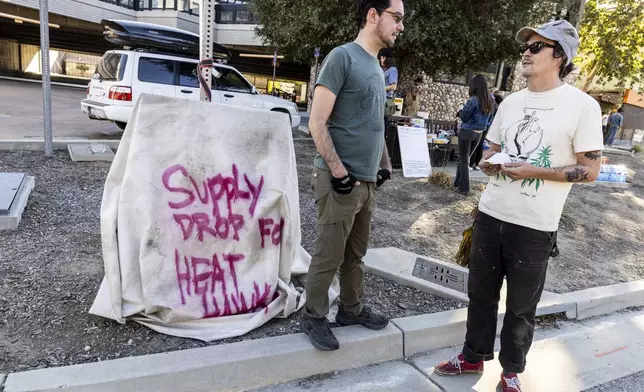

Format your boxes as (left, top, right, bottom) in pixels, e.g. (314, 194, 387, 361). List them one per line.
(252, 309, 644, 392)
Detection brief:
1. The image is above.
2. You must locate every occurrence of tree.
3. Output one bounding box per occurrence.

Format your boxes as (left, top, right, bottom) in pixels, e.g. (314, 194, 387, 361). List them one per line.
(578, 0, 644, 92)
(251, 0, 571, 77)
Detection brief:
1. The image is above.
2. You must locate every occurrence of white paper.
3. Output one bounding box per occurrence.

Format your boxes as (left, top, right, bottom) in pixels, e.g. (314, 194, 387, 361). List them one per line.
(485, 152, 514, 165)
(397, 126, 432, 178)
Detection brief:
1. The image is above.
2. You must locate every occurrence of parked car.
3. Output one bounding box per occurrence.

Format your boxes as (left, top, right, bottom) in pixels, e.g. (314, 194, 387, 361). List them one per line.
(81, 20, 300, 130)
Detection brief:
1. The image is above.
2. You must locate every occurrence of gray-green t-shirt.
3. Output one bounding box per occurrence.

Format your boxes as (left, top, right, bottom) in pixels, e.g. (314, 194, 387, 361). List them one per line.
(313, 42, 386, 182)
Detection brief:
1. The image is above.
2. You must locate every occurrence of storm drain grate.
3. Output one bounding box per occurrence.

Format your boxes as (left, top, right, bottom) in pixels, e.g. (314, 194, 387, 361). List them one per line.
(412, 257, 468, 293)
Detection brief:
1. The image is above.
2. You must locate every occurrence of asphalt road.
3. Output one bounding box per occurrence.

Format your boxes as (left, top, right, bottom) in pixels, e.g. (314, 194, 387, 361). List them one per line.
(0, 79, 123, 140)
(0, 78, 310, 141)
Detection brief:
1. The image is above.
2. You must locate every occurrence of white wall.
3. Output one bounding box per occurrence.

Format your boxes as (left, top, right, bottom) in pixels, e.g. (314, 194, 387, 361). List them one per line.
(8, 0, 262, 47)
(7, 0, 136, 23)
(214, 24, 263, 46)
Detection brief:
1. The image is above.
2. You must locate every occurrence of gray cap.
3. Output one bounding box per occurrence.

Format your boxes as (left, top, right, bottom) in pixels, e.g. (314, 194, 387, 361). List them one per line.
(516, 19, 580, 65)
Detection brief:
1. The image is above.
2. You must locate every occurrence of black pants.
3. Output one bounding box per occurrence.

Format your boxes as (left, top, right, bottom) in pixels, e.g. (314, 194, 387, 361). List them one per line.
(462, 212, 553, 374)
(470, 130, 488, 168)
(454, 129, 482, 194)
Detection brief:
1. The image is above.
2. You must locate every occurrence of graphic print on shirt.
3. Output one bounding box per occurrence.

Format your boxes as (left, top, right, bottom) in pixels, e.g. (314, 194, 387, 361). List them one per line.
(498, 108, 554, 192)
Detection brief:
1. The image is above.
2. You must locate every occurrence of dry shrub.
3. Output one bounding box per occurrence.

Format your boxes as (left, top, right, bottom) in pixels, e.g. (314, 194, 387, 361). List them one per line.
(428, 171, 453, 189)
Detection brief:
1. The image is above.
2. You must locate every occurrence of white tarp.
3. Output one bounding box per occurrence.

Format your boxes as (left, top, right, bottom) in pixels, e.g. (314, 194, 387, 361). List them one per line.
(90, 94, 314, 341)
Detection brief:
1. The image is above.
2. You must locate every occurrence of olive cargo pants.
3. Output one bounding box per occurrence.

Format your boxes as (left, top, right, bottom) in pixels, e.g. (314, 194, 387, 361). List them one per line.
(303, 168, 376, 319)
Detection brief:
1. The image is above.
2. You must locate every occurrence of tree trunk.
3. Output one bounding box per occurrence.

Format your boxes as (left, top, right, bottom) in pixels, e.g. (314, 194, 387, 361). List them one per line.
(569, 0, 586, 30)
(582, 60, 599, 92)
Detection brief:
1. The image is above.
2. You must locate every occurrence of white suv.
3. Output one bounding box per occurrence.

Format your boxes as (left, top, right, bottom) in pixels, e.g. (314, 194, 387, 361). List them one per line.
(81, 49, 301, 130)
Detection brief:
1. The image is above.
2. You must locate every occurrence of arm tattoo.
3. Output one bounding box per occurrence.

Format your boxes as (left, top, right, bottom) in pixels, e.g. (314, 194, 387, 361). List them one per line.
(565, 167, 590, 182)
(584, 151, 602, 161)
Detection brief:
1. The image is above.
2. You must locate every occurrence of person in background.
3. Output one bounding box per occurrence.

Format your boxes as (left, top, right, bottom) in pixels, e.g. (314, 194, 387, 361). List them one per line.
(601, 111, 610, 144)
(453, 75, 494, 195)
(302, 0, 403, 352)
(403, 77, 423, 116)
(435, 20, 602, 392)
(381, 54, 398, 100)
(606, 107, 624, 146)
(470, 91, 504, 170)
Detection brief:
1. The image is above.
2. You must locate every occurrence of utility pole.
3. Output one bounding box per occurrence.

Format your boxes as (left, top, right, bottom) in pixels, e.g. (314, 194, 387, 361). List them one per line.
(39, 0, 53, 156)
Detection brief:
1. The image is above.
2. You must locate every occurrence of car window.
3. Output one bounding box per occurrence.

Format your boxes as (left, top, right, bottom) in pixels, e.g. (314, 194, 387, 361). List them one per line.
(213, 68, 252, 93)
(179, 62, 199, 88)
(97, 53, 128, 81)
(138, 57, 175, 85)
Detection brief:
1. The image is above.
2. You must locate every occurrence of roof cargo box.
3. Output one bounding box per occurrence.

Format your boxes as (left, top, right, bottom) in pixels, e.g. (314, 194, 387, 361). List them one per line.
(101, 19, 231, 60)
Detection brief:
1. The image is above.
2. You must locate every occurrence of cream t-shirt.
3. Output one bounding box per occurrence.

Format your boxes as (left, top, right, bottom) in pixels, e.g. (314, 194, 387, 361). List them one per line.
(479, 83, 603, 232)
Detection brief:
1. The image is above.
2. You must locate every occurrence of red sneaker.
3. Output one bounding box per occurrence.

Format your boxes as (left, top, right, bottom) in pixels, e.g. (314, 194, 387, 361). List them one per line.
(501, 372, 522, 392)
(434, 353, 484, 376)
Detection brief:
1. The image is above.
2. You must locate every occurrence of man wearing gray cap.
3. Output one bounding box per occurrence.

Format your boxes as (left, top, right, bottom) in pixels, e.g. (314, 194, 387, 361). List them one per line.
(434, 20, 603, 391)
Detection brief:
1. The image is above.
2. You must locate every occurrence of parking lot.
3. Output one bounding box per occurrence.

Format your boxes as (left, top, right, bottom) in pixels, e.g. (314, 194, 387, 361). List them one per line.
(0, 78, 123, 140)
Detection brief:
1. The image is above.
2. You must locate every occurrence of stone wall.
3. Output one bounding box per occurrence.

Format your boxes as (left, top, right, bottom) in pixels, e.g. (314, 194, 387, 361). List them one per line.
(398, 73, 470, 122)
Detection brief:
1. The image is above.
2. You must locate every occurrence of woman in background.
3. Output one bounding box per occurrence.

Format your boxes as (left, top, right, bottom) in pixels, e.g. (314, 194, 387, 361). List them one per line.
(470, 91, 504, 170)
(454, 75, 494, 195)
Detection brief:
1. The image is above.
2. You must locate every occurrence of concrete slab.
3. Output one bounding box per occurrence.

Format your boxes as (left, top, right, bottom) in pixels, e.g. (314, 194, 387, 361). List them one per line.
(413, 313, 644, 392)
(67, 143, 115, 162)
(250, 361, 441, 392)
(1, 373, 7, 387)
(0, 173, 25, 214)
(603, 147, 633, 156)
(364, 247, 469, 302)
(564, 280, 644, 320)
(0, 176, 34, 230)
(365, 247, 575, 318)
(0, 139, 120, 151)
(3, 324, 403, 392)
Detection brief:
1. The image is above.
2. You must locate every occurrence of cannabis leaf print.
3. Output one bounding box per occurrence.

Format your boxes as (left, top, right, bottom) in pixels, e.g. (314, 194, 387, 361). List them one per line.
(521, 146, 552, 191)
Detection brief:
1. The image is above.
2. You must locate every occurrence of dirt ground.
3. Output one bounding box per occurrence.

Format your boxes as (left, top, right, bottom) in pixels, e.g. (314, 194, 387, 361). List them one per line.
(1, 141, 643, 373)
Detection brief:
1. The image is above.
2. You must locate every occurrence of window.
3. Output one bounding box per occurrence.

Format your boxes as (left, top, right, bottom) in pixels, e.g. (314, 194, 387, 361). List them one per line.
(236, 10, 251, 23)
(97, 53, 128, 81)
(138, 58, 175, 85)
(219, 10, 234, 22)
(213, 68, 251, 93)
(179, 62, 199, 88)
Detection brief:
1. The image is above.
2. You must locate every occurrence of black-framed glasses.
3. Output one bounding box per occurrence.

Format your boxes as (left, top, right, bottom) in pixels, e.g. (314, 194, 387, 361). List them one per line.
(382, 10, 404, 24)
(520, 41, 557, 55)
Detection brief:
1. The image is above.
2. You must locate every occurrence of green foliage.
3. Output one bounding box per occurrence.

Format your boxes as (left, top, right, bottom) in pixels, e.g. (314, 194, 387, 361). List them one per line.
(578, 0, 644, 90)
(251, 0, 570, 75)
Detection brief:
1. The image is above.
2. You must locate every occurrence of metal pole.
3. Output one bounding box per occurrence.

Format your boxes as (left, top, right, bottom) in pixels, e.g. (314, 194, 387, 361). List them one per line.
(39, 0, 53, 156)
(272, 49, 277, 85)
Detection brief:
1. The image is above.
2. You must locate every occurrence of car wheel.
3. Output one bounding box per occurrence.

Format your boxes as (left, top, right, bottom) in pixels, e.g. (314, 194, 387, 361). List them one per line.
(115, 121, 127, 131)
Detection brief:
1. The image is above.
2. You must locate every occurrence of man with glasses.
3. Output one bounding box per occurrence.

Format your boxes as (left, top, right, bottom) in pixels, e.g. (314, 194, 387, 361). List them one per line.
(435, 20, 603, 392)
(301, 0, 403, 351)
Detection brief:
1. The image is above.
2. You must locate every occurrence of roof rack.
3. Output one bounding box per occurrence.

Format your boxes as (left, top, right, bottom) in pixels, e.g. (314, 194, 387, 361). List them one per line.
(101, 19, 231, 60)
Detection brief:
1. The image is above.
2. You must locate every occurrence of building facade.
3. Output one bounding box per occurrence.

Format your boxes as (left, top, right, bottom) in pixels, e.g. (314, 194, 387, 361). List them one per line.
(0, 0, 311, 104)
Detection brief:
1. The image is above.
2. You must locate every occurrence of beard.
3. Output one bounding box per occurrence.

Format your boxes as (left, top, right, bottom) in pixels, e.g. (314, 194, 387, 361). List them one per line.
(376, 21, 395, 48)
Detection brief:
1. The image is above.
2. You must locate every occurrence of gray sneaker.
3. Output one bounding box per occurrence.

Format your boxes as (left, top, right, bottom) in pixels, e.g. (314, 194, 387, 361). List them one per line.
(335, 306, 389, 330)
(301, 316, 340, 351)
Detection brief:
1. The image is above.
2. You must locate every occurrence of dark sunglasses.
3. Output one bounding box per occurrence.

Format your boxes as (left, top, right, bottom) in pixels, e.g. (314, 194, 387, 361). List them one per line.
(520, 41, 557, 55)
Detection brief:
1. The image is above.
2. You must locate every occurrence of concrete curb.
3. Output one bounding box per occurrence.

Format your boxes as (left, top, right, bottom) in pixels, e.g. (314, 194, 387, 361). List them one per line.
(0, 139, 120, 151)
(3, 324, 402, 392)
(563, 279, 644, 320)
(0, 176, 35, 231)
(0, 76, 86, 89)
